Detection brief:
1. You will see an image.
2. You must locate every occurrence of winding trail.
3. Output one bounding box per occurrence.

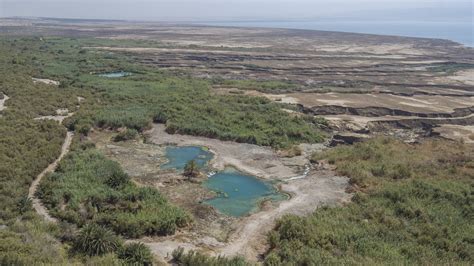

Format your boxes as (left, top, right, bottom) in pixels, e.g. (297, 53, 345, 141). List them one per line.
(28, 131, 74, 223)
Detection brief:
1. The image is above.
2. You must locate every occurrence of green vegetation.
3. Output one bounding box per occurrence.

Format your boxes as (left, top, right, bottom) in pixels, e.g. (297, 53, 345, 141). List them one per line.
(0, 35, 322, 264)
(113, 128, 139, 142)
(428, 62, 474, 74)
(18, 36, 323, 148)
(0, 38, 79, 264)
(266, 138, 473, 265)
(38, 147, 191, 238)
(172, 247, 249, 266)
(184, 160, 200, 178)
(72, 224, 155, 264)
(118, 242, 154, 265)
(72, 223, 122, 256)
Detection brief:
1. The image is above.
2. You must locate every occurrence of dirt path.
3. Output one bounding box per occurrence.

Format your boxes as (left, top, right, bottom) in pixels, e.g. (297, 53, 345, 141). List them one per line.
(217, 170, 350, 260)
(139, 169, 350, 262)
(28, 131, 74, 223)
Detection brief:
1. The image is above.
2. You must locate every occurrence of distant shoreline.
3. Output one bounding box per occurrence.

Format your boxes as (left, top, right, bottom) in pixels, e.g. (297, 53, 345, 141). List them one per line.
(197, 20, 473, 47)
(1, 16, 472, 47)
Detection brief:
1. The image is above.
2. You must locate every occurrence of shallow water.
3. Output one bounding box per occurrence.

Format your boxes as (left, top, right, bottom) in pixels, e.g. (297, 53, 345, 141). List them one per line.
(98, 71, 132, 78)
(204, 168, 286, 217)
(160, 146, 213, 171)
(161, 146, 286, 216)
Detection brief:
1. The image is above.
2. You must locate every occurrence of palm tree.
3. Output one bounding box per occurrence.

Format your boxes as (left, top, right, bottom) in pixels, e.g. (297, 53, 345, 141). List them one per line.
(184, 160, 200, 179)
(73, 224, 122, 256)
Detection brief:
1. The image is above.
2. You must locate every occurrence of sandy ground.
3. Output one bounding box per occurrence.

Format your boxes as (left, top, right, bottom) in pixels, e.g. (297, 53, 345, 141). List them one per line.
(32, 77, 60, 86)
(147, 124, 321, 180)
(0, 94, 9, 111)
(448, 69, 474, 86)
(28, 132, 74, 223)
(34, 109, 74, 122)
(217, 88, 474, 114)
(434, 125, 474, 143)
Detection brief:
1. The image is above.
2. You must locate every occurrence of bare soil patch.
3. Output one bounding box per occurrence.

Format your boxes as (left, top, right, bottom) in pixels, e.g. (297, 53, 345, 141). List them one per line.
(32, 77, 60, 86)
(0, 94, 9, 111)
(434, 125, 474, 143)
(448, 69, 474, 86)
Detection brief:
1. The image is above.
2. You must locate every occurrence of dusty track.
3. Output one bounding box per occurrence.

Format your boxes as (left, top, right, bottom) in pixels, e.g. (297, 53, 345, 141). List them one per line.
(28, 131, 74, 223)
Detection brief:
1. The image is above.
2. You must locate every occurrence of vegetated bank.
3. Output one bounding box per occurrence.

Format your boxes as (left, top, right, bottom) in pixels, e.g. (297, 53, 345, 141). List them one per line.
(264, 138, 473, 265)
(37, 144, 191, 238)
(0, 36, 326, 264)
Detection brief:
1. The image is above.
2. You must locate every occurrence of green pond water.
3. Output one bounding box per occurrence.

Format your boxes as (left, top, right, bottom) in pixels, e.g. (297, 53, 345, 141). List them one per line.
(98, 71, 132, 78)
(161, 146, 286, 217)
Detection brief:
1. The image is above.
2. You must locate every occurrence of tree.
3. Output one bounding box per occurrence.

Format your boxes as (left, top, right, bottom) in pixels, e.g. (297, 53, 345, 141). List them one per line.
(184, 160, 200, 179)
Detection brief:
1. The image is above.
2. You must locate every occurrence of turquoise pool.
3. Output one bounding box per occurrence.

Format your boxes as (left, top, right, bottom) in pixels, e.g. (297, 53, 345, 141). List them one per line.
(204, 168, 286, 217)
(161, 146, 286, 217)
(160, 146, 213, 171)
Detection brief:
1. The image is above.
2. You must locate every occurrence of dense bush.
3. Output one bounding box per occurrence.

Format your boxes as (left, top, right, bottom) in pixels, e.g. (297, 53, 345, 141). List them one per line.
(266, 138, 474, 264)
(172, 247, 248, 266)
(113, 128, 139, 142)
(118, 242, 154, 265)
(72, 224, 123, 256)
(38, 149, 191, 238)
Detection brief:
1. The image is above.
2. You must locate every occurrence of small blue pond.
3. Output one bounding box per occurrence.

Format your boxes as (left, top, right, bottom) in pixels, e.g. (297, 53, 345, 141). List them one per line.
(160, 146, 213, 171)
(204, 168, 286, 217)
(161, 146, 286, 217)
(98, 71, 132, 78)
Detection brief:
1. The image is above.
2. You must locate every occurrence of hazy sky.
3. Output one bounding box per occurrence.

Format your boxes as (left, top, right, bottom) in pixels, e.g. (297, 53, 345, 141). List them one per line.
(0, 0, 472, 22)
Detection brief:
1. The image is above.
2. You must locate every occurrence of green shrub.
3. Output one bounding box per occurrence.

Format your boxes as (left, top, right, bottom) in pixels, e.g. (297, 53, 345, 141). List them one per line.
(72, 224, 123, 256)
(38, 149, 191, 238)
(118, 242, 153, 265)
(267, 139, 474, 264)
(184, 160, 200, 178)
(113, 128, 139, 142)
(172, 247, 248, 266)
